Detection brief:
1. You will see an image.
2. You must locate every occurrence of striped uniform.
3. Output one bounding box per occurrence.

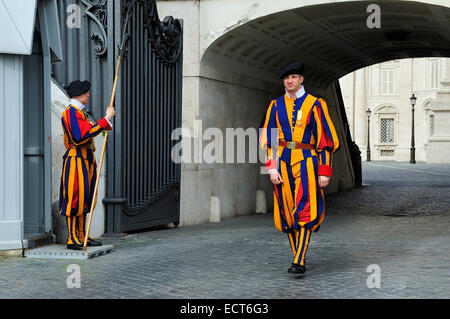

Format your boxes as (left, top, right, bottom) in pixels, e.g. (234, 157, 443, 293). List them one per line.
(59, 104, 111, 245)
(259, 91, 339, 266)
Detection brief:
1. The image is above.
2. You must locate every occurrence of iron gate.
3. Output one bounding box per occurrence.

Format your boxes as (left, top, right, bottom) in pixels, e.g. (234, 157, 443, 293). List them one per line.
(53, 0, 183, 233)
(105, 0, 183, 232)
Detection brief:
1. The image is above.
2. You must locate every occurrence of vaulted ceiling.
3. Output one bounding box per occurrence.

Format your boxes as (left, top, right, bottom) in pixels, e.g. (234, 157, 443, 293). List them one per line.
(202, 0, 450, 89)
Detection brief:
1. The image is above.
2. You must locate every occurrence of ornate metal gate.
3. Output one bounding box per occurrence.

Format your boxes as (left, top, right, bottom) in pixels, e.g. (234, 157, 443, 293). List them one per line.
(53, 0, 182, 233)
(105, 0, 183, 232)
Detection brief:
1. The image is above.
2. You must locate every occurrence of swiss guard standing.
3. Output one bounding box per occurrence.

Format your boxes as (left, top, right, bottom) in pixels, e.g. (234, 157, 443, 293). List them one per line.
(59, 80, 115, 250)
(259, 62, 339, 276)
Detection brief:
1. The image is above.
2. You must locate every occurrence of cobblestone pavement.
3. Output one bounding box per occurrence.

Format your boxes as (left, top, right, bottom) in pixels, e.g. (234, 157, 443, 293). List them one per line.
(0, 162, 449, 299)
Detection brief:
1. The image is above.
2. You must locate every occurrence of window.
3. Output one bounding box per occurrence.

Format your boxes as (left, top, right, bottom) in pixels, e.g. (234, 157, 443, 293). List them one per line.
(429, 114, 435, 136)
(381, 69, 395, 95)
(380, 118, 394, 143)
(380, 150, 395, 157)
(430, 60, 440, 89)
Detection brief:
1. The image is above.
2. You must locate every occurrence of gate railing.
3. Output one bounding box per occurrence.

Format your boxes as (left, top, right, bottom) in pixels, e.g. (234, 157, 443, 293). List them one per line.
(106, 0, 183, 231)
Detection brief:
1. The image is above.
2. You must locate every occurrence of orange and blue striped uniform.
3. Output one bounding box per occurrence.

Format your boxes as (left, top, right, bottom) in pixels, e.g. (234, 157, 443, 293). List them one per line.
(58, 103, 111, 245)
(259, 90, 339, 266)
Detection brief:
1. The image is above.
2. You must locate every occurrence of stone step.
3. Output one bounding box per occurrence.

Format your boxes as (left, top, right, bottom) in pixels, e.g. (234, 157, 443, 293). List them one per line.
(24, 244, 113, 260)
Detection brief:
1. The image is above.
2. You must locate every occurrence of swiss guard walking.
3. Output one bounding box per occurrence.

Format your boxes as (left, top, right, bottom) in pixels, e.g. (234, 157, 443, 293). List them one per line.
(59, 80, 115, 250)
(259, 62, 339, 276)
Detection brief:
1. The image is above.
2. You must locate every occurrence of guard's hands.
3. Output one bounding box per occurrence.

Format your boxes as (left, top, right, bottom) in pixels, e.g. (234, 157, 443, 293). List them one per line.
(270, 171, 283, 185)
(318, 175, 330, 188)
(106, 106, 116, 121)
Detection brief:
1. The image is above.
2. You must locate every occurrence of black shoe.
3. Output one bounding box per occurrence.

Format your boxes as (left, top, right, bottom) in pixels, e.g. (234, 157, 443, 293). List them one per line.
(87, 239, 102, 247)
(288, 263, 306, 275)
(66, 243, 84, 250)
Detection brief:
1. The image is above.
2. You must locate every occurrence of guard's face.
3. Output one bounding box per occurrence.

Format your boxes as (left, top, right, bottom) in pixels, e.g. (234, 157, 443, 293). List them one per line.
(78, 91, 90, 105)
(283, 74, 304, 93)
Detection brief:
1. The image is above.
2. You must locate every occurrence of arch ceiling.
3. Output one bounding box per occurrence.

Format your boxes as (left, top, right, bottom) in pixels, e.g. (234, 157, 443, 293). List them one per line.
(202, 0, 450, 89)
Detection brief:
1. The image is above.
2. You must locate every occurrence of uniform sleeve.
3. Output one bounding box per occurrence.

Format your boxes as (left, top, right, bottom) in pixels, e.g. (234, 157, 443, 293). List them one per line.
(65, 108, 112, 146)
(309, 98, 339, 177)
(259, 100, 278, 172)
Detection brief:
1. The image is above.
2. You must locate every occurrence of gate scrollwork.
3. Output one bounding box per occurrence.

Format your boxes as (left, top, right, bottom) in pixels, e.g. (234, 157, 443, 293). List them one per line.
(81, 0, 108, 56)
(122, 0, 182, 64)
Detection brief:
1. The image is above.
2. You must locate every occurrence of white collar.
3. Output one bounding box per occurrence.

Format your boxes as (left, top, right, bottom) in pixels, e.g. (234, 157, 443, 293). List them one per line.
(285, 85, 305, 99)
(70, 98, 86, 111)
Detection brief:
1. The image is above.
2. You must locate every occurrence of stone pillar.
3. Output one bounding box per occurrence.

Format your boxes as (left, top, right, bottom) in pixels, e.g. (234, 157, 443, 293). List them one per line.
(427, 58, 450, 163)
(157, 1, 204, 225)
(353, 68, 367, 160)
(0, 55, 24, 251)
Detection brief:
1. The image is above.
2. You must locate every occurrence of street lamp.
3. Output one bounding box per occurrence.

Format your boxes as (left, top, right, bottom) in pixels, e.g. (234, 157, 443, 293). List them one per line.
(367, 108, 371, 162)
(410, 94, 417, 164)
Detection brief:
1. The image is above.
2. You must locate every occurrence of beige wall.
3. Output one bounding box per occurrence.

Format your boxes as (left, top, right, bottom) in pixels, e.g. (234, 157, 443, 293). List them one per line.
(181, 75, 277, 225)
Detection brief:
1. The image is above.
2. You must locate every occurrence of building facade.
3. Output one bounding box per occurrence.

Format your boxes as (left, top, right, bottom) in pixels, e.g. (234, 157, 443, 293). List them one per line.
(340, 57, 450, 163)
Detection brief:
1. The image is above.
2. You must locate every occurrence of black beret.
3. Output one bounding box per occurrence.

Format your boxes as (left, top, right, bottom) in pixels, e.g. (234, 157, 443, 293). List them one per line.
(66, 80, 91, 98)
(280, 62, 305, 79)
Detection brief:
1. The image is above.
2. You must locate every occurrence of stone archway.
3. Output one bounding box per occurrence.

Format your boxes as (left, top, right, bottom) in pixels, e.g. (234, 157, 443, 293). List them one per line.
(157, 0, 450, 225)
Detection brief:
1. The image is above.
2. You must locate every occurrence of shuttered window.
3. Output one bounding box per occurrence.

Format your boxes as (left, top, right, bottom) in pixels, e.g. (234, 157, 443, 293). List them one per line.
(381, 69, 395, 95)
(430, 60, 439, 89)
